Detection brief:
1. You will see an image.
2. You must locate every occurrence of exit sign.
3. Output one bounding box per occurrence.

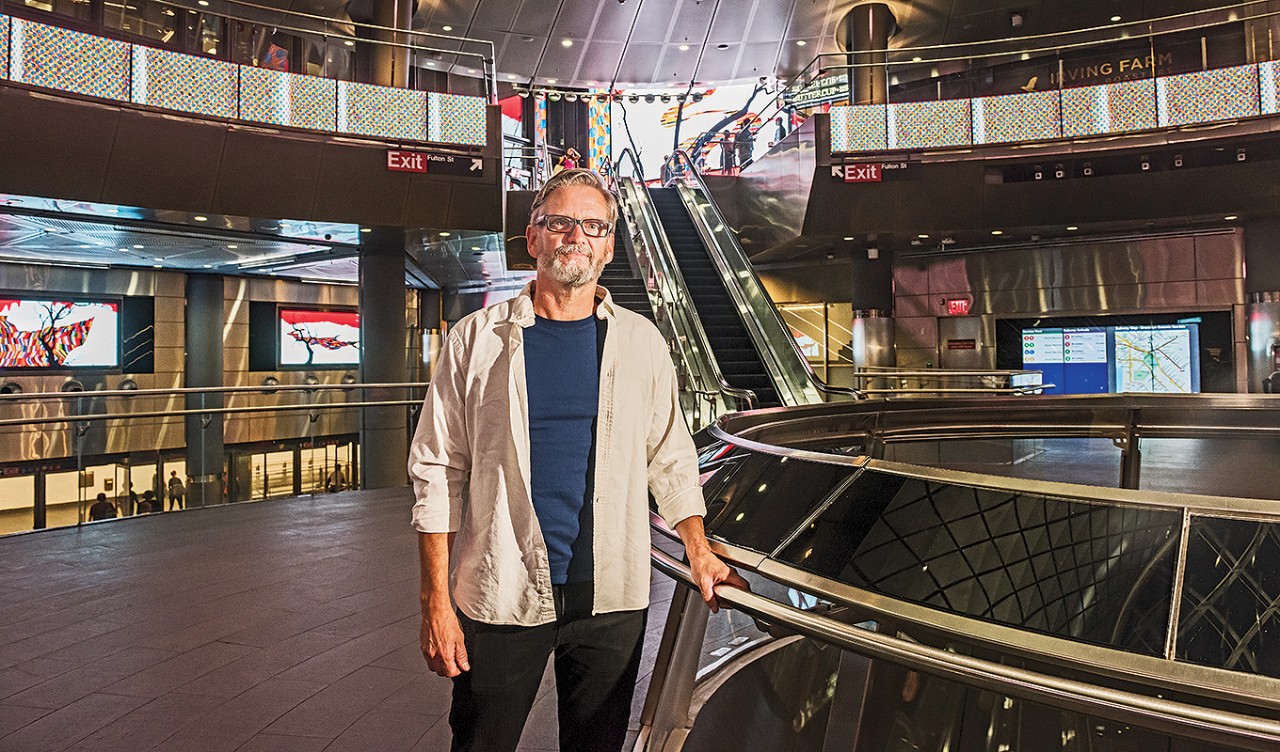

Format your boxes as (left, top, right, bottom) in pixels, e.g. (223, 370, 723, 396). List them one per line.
(946, 298, 972, 316)
(387, 150, 428, 173)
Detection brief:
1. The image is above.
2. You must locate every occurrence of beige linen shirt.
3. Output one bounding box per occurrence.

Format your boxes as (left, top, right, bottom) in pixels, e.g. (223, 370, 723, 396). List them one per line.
(409, 282, 706, 626)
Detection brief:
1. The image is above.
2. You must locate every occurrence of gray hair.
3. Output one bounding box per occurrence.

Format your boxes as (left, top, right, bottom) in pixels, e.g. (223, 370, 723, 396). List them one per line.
(529, 168, 618, 228)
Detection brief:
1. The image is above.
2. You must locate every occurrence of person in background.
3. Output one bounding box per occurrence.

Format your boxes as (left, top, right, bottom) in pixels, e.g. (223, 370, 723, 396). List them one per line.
(409, 168, 746, 752)
(167, 470, 185, 511)
(88, 492, 117, 521)
(327, 462, 348, 493)
(735, 118, 755, 169)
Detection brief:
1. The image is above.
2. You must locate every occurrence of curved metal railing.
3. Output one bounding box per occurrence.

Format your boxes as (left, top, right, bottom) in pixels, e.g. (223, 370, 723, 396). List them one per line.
(644, 394, 1280, 751)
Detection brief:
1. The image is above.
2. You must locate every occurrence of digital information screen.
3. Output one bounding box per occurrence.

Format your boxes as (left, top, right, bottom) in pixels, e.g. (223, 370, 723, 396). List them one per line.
(279, 309, 360, 367)
(0, 299, 119, 368)
(1022, 324, 1199, 394)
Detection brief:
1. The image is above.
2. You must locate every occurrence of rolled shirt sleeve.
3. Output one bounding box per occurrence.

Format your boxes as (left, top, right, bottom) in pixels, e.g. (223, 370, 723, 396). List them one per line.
(409, 329, 472, 533)
(645, 334, 706, 529)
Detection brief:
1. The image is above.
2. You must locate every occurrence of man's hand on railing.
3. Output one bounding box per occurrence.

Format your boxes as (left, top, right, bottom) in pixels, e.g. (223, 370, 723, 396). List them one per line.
(688, 547, 751, 613)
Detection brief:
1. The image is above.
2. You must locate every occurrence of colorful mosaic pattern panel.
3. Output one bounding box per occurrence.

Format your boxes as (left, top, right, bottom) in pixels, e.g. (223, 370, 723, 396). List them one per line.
(427, 92, 486, 146)
(131, 47, 236, 119)
(1061, 79, 1157, 137)
(974, 90, 1061, 144)
(587, 95, 610, 169)
(830, 104, 887, 153)
(10, 18, 129, 101)
(1157, 64, 1260, 127)
(337, 81, 427, 141)
(888, 99, 972, 150)
(1, 15, 9, 81)
(1258, 61, 1279, 115)
(535, 96, 548, 147)
(238, 67, 337, 132)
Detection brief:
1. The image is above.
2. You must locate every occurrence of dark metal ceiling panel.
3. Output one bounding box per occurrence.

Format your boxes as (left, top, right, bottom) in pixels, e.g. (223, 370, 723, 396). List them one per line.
(616, 42, 665, 85)
(492, 32, 545, 77)
(577, 42, 626, 87)
(472, 0, 522, 32)
(706, 1, 753, 44)
(512, 1, 563, 39)
(586, 4, 642, 44)
(629, 0, 682, 44)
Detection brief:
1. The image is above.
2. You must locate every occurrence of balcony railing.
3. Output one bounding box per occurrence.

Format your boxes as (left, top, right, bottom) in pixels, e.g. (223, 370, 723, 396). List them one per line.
(0, 10, 488, 147)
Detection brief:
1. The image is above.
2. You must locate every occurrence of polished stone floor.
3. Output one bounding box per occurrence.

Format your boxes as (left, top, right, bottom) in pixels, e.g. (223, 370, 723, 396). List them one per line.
(0, 489, 681, 752)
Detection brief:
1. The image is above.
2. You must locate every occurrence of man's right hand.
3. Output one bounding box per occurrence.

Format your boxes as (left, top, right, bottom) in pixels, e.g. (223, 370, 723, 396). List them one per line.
(421, 607, 470, 677)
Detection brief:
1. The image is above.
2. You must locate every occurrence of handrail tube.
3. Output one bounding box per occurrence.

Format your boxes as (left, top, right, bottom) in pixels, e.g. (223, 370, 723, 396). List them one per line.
(650, 548, 1280, 751)
(0, 383, 429, 402)
(0, 399, 422, 429)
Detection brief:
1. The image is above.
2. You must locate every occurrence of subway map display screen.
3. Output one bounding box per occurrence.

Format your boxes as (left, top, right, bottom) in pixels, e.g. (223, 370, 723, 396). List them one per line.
(1021, 324, 1200, 394)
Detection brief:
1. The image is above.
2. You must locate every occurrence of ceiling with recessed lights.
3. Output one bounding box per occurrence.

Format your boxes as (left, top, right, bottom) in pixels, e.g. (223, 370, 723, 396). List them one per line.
(392, 0, 1224, 89)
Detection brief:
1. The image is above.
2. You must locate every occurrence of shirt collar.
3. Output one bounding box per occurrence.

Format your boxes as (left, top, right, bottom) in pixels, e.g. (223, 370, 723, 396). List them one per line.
(510, 280, 616, 326)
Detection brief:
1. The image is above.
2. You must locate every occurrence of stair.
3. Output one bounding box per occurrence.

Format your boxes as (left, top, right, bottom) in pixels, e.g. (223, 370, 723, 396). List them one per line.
(598, 232, 655, 322)
(647, 188, 780, 408)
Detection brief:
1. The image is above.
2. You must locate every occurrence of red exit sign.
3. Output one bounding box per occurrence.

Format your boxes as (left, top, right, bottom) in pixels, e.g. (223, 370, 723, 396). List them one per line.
(387, 150, 428, 173)
(946, 298, 972, 316)
(844, 163, 882, 183)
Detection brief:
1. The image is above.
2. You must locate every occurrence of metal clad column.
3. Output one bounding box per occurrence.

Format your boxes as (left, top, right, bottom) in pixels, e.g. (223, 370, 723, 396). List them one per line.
(1244, 220, 1280, 392)
(355, 0, 413, 88)
(841, 3, 895, 105)
(184, 274, 225, 507)
(360, 229, 409, 488)
(850, 245, 896, 368)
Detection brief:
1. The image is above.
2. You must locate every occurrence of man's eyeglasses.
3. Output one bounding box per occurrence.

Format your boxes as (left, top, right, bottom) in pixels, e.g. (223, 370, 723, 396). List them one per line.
(535, 214, 612, 238)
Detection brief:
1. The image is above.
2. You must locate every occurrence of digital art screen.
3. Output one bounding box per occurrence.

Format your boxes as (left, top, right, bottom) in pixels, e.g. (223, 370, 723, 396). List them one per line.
(0, 298, 119, 368)
(279, 309, 360, 367)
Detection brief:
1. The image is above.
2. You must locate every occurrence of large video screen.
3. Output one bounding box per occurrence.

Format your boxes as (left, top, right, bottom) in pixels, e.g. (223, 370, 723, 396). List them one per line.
(0, 298, 119, 368)
(279, 308, 360, 367)
(1021, 323, 1200, 394)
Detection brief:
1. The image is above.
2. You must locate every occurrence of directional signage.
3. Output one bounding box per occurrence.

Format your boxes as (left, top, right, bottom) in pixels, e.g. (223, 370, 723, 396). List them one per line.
(386, 150, 484, 177)
(831, 161, 908, 182)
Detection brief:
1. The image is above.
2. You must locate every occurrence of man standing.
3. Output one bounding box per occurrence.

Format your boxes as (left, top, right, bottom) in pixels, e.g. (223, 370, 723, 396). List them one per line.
(409, 168, 745, 752)
(167, 470, 185, 511)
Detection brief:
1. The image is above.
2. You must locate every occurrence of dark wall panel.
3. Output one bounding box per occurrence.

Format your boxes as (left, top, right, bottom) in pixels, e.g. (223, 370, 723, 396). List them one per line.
(214, 128, 328, 220)
(104, 109, 227, 210)
(0, 84, 503, 233)
(0, 88, 120, 200)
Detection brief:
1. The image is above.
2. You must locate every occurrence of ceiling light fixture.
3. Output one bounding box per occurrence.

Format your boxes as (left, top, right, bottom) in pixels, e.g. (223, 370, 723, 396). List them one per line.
(796, 40, 807, 46)
(678, 44, 689, 51)
(716, 43, 729, 50)
(194, 215, 208, 222)
(442, 25, 453, 31)
(227, 244, 238, 249)
(561, 39, 573, 47)
(1110, 15, 1121, 22)
(991, 230, 1003, 235)
(1225, 215, 1239, 221)
(1066, 225, 1079, 231)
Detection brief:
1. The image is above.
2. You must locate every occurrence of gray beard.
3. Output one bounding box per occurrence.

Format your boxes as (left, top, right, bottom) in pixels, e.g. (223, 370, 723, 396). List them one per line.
(538, 243, 605, 288)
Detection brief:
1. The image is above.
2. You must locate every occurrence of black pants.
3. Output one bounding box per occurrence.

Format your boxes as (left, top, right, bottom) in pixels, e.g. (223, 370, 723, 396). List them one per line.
(449, 583, 647, 752)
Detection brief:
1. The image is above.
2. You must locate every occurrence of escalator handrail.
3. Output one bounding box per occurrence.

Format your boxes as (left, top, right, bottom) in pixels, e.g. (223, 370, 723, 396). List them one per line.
(663, 150, 865, 403)
(650, 545, 1280, 752)
(613, 148, 758, 415)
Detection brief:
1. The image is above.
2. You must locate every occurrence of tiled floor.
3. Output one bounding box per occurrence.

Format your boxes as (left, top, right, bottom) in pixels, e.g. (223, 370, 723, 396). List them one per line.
(0, 489, 680, 752)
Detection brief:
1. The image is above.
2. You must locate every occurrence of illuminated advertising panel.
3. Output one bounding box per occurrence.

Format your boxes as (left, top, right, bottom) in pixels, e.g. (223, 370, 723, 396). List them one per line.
(1021, 324, 1200, 394)
(278, 309, 360, 367)
(0, 298, 119, 368)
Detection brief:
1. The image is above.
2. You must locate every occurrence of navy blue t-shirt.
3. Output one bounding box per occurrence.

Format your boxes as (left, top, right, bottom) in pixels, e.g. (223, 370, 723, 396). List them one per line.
(524, 314, 601, 585)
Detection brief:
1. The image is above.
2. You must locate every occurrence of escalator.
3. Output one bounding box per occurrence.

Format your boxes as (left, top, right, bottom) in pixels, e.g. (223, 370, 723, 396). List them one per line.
(648, 187, 780, 407)
(599, 232, 654, 322)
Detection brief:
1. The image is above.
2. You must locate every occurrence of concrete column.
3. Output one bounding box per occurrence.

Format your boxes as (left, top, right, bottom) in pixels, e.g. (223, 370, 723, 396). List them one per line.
(184, 274, 225, 507)
(354, 0, 414, 88)
(840, 3, 895, 105)
(359, 229, 410, 489)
